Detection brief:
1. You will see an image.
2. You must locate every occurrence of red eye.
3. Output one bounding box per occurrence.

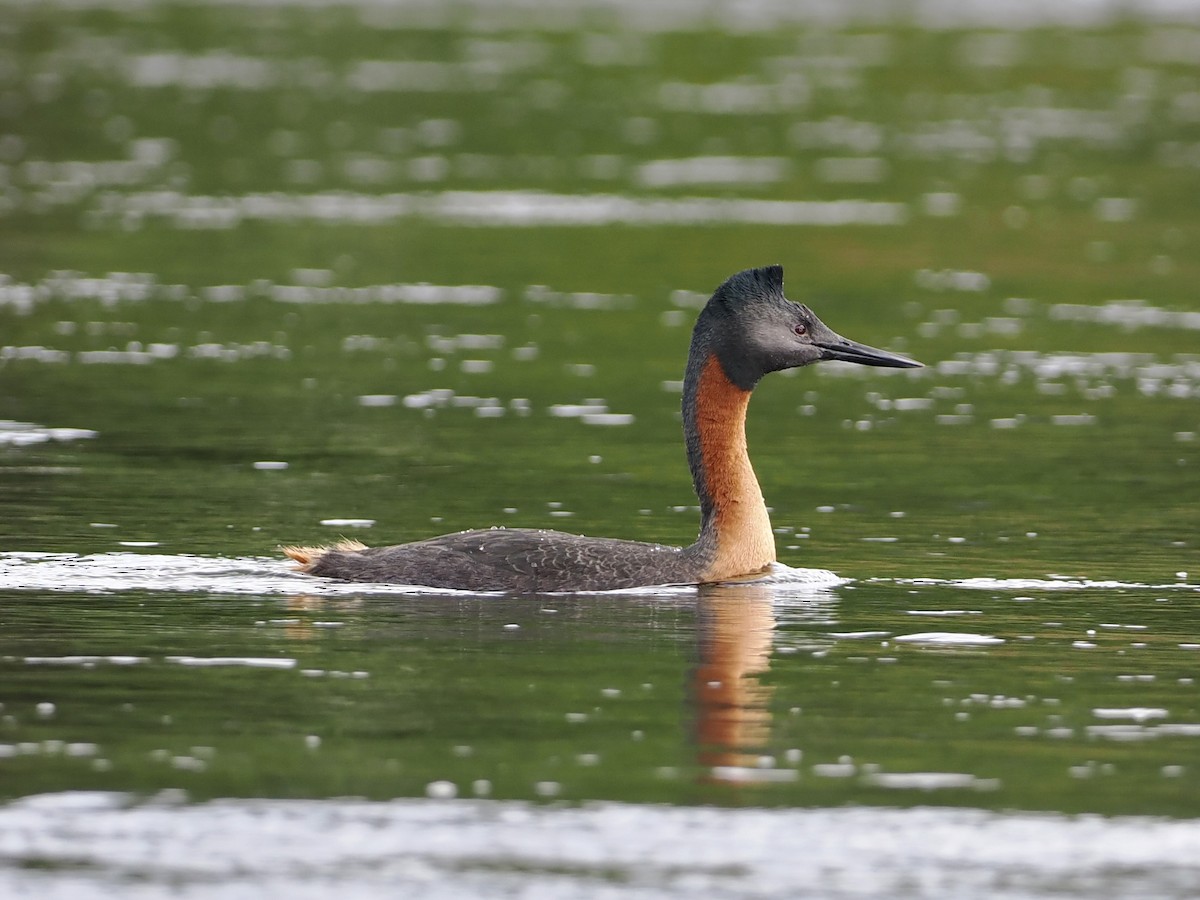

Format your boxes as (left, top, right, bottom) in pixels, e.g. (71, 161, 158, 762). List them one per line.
(793, 323, 808, 336)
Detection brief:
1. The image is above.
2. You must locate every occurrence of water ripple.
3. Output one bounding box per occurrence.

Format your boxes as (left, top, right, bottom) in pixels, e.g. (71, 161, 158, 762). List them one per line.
(0, 552, 843, 597)
(1, 793, 1199, 900)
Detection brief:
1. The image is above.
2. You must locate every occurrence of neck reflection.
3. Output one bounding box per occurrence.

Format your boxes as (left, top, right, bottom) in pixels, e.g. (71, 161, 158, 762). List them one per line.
(690, 580, 839, 786)
(691, 582, 778, 779)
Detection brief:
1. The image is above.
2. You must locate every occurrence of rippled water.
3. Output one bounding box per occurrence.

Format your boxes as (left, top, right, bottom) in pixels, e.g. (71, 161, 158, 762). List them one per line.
(3, 554, 1200, 896)
(3, 0, 1200, 895)
(5, 792, 1200, 899)
(0, 551, 843, 595)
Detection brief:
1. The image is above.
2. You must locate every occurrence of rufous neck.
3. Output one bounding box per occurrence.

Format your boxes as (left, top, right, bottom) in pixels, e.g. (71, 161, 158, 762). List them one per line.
(682, 352, 776, 581)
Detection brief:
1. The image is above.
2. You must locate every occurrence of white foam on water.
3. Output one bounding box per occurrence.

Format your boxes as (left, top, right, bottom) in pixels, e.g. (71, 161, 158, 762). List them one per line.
(893, 632, 1005, 646)
(0, 552, 843, 598)
(165, 656, 297, 669)
(863, 772, 1001, 791)
(2, 793, 1199, 900)
(831, 630, 892, 639)
(709, 765, 798, 784)
(741, 561, 845, 588)
(3, 552, 1191, 598)
(0, 420, 98, 446)
(0, 551, 449, 597)
(891, 576, 1199, 591)
(20, 656, 147, 666)
(907, 610, 981, 617)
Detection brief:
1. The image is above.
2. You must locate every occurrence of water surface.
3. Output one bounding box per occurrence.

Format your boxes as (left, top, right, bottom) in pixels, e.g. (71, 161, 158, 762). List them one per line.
(2, 0, 1199, 895)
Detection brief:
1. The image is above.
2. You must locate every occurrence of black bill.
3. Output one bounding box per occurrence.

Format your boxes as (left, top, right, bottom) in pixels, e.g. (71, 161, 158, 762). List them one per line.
(817, 337, 922, 369)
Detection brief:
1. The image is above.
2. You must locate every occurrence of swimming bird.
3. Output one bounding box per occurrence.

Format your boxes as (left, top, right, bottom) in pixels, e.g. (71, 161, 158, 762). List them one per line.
(284, 265, 920, 591)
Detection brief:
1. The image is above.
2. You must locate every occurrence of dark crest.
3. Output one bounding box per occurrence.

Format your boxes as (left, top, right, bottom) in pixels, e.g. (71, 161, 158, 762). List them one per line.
(755, 264, 784, 291)
(712, 265, 785, 308)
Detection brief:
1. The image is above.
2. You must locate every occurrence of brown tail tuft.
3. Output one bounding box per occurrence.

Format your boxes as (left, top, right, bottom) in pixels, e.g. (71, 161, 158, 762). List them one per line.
(282, 539, 369, 571)
(282, 545, 323, 569)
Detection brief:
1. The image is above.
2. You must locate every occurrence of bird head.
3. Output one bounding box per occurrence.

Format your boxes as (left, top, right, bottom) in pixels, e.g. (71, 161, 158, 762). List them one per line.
(699, 265, 921, 389)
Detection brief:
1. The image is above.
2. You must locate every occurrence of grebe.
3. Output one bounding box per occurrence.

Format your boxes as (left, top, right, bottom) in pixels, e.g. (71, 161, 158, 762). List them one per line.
(284, 265, 920, 591)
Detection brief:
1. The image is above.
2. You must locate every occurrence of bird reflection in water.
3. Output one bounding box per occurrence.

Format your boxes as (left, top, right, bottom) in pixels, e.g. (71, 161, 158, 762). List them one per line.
(691, 583, 777, 782)
(690, 581, 835, 786)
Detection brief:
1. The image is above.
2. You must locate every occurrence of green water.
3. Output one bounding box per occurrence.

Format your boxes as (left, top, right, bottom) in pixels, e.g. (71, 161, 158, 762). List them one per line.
(2, 1, 1199, 828)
